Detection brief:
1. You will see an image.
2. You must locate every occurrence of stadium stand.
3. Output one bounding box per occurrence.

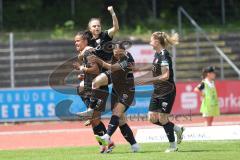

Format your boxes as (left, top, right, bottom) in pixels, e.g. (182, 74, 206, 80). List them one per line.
(0, 34, 240, 88)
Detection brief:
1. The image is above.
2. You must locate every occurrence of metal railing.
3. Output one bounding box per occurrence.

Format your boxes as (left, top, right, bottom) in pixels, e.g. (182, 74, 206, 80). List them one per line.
(9, 33, 15, 88)
(0, 33, 15, 88)
(178, 6, 240, 79)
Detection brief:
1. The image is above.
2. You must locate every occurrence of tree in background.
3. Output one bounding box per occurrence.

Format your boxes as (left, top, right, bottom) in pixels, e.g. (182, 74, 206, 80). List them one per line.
(2, 0, 240, 31)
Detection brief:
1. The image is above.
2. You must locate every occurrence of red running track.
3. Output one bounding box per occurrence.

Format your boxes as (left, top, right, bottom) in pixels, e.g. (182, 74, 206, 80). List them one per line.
(0, 114, 240, 150)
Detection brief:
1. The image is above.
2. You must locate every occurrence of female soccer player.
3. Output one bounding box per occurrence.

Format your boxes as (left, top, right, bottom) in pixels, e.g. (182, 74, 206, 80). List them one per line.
(194, 66, 220, 126)
(91, 42, 140, 152)
(86, 6, 119, 62)
(74, 31, 115, 153)
(134, 32, 184, 152)
(83, 5, 119, 153)
(81, 5, 119, 121)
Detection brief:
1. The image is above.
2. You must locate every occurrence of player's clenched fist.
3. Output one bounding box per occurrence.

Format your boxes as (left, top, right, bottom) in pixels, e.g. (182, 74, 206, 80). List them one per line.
(107, 6, 115, 15)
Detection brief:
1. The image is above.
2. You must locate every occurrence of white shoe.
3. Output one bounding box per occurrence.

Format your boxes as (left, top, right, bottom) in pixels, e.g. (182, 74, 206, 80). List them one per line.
(131, 143, 140, 152)
(76, 108, 94, 118)
(176, 127, 185, 144)
(165, 147, 178, 153)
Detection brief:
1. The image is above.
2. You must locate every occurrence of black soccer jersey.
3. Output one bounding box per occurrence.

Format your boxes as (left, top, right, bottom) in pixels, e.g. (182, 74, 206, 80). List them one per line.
(82, 50, 100, 92)
(152, 49, 175, 89)
(110, 52, 135, 108)
(87, 31, 113, 62)
(111, 52, 135, 87)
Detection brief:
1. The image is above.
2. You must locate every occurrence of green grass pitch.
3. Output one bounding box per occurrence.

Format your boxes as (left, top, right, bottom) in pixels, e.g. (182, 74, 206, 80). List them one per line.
(0, 141, 239, 160)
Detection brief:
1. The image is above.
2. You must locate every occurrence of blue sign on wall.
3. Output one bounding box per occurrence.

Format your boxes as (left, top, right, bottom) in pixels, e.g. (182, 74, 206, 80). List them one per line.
(0, 86, 153, 122)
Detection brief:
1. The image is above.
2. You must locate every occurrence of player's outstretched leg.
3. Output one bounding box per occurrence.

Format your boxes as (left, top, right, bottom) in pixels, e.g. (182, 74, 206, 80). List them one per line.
(95, 114, 119, 146)
(91, 111, 115, 153)
(119, 115, 139, 152)
(149, 112, 179, 152)
(96, 103, 139, 153)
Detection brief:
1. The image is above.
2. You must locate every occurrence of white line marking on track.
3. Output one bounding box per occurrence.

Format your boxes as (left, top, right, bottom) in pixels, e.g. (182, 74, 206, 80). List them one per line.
(0, 121, 239, 136)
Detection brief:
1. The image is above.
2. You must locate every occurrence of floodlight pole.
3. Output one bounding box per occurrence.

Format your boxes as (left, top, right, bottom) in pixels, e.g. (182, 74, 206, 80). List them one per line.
(152, 0, 157, 18)
(10, 32, 15, 88)
(71, 0, 75, 18)
(0, 0, 3, 30)
(221, 0, 226, 25)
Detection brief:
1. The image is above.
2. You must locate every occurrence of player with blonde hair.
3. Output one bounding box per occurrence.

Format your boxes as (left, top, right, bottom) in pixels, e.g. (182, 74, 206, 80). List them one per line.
(134, 31, 184, 152)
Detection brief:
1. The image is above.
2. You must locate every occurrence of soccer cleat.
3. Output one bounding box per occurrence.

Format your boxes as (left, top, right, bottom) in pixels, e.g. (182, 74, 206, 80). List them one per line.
(131, 143, 140, 152)
(76, 108, 94, 118)
(176, 126, 185, 144)
(99, 145, 107, 154)
(95, 134, 110, 147)
(165, 147, 178, 153)
(106, 141, 116, 153)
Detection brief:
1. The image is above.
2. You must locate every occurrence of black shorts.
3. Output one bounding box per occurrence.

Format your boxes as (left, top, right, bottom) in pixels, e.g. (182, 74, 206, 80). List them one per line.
(149, 90, 176, 114)
(104, 71, 135, 112)
(104, 70, 112, 84)
(111, 88, 135, 112)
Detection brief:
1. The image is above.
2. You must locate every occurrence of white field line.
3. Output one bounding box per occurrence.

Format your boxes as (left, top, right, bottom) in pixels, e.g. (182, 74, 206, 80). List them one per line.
(0, 121, 239, 136)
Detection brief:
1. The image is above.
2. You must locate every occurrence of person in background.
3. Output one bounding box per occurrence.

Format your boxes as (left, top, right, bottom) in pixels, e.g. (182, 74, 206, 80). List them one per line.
(194, 66, 220, 126)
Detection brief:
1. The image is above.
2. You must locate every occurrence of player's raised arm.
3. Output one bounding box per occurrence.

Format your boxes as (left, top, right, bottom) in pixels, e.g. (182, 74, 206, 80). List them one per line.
(107, 6, 119, 38)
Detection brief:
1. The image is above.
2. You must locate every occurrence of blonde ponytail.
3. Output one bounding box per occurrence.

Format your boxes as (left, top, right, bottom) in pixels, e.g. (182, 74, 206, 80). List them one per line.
(152, 32, 179, 48)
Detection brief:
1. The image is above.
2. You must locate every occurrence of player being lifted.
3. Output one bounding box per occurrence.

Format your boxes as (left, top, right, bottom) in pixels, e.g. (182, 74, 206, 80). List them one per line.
(134, 32, 184, 152)
(86, 42, 140, 152)
(86, 6, 118, 63)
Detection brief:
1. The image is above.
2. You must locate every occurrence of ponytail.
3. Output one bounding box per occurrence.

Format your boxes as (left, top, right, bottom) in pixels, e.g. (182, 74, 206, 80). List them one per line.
(152, 32, 179, 48)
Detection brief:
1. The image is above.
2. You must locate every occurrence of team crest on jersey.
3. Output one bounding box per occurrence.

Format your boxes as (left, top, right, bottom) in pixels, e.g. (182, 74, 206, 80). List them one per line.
(123, 94, 128, 99)
(162, 102, 168, 111)
(96, 39, 101, 44)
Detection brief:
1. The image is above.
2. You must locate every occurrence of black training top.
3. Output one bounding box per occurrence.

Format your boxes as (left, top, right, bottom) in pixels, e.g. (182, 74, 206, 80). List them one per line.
(111, 52, 135, 89)
(87, 30, 113, 62)
(82, 49, 100, 91)
(152, 49, 175, 90)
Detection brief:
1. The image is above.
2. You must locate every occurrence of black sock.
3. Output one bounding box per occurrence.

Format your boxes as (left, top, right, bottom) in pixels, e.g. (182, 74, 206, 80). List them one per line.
(92, 121, 107, 145)
(107, 115, 120, 136)
(163, 121, 175, 143)
(119, 123, 137, 145)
